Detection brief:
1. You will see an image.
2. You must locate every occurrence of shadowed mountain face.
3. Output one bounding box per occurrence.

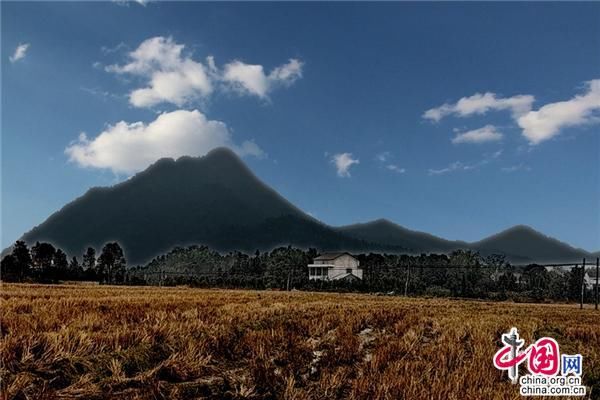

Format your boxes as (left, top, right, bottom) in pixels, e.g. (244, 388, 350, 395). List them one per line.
(340, 220, 590, 263)
(19, 148, 375, 265)
(470, 225, 590, 263)
(337, 219, 468, 254)
(17, 147, 591, 265)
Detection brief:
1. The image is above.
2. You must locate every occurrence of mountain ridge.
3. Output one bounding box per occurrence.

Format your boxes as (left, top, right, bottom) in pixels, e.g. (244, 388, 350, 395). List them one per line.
(13, 147, 593, 265)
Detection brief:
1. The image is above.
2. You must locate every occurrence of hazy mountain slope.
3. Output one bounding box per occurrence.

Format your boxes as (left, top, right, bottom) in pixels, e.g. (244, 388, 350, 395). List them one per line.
(337, 220, 589, 263)
(470, 225, 589, 263)
(337, 219, 467, 254)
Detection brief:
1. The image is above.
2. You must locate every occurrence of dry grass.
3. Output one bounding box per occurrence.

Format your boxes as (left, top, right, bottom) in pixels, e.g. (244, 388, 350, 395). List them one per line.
(1, 284, 599, 399)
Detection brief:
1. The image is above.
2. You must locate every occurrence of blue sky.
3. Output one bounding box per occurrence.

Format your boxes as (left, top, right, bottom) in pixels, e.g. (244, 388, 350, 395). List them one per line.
(2, 2, 599, 251)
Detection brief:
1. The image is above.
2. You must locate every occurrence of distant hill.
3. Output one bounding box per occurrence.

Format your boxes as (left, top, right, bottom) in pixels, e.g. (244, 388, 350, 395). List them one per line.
(18, 148, 380, 265)
(13, 147, 592, 265)
(338, 220, 589, 263)
(470, 225, 590, 263)
(337, 219, 467, 254)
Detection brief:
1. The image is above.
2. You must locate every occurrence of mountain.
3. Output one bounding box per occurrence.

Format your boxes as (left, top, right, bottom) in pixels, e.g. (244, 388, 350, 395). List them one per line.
(337, 219, 467, 254)
(18, 148, 380, 265)
(338, 220, 589, 263)
(470, 225, 590, 263)
(13, 147, 591, 265)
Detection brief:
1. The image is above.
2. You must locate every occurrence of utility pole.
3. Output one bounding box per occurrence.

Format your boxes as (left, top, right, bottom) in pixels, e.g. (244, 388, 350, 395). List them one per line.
(404, 263, 410, 297)
(596, 257, 600, 310)
(580, 258, 586, 310)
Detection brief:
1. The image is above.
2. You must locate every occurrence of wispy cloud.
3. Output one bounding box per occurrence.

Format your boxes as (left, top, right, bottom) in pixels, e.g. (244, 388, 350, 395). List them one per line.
(106, 36, 303, 108)
(428, 161, 467, 176)
(428, 150, 502, 176)
(451, 125, 503, 144)
(501, 163, 531, 173)
(80, 87, 122, 102)
(424, 79, 600, 145)
(423, 92, 534, 122)
(375, 151, 390, 163)
(112, 0, 150, 7)
(101, 42, 128, 55)
(9, 43, 30, 63)
(375, 151, 406, 174)
(386, 164, 406, 174)
(331, 153, 359, 177)
(491, 149, 503, 158)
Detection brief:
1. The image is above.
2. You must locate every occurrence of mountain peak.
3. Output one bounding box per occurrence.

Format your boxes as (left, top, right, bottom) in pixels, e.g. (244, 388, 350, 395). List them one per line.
(17, 147, 331, 264)
(504, 224, 536, 233)
(473, 224, 588, 263)
(372, 218, 395, 226)
(205, 146, 240, 160)
(338, 218, 464, 254)
(133, 147, 247, 183)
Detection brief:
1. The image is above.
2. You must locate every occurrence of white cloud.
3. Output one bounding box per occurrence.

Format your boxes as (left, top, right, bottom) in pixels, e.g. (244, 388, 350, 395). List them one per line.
(425, 80, 600, 145)
(451, 125, 503, 144)
(65, 109, 263, 174)
(222, 58, 303, 98)
(517, 80, 600, 144)
(331, 153, 359, 177)
(375, 151, 390, 163)
(386, 164, 406, 174)
(428, 149, 503, 175)
(502, 164, 531, 173)
(423, 92, 534, 122)
(106, 36, 303, 107)
(428, 161, 466, 175)
(106, 37, 213, 107)
(9, 43, 30, 63)
(490, 149, 503, 158)
(375, 151, 405, 173)
(101, 42, 128, 55)
(112, 0, 149, 6)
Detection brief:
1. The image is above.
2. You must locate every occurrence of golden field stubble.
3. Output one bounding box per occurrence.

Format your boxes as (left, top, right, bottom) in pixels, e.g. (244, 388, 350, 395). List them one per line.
(1, 284, 598, 399)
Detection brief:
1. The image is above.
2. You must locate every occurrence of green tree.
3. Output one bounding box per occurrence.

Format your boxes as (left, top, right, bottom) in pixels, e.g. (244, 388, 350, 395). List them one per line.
(98, 242, 126, 284)
(53, 249, 69, 280)
(12, 241, 32, 281)
(69, 256, 82, 280)
(82, 247, 96, 271)
(54, 249, 68, 269)
(265, 247, 308, 289)
(1, 255, 19, 282)
(31, 242, 56, 272)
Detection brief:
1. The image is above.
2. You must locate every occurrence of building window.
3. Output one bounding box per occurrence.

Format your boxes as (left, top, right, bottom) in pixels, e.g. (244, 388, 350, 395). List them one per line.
(346, 268, 352, 274)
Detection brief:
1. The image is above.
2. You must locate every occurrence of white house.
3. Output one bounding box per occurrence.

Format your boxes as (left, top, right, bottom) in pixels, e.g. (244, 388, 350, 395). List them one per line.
(585, 269, 599, 290)
(308, 252, 362, 281)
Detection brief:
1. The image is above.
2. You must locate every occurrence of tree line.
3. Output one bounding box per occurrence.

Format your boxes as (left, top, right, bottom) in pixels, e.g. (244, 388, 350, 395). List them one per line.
(1, 241, 594, 303)
(1, 241, 127, 284)
(132, 245, 593, 302)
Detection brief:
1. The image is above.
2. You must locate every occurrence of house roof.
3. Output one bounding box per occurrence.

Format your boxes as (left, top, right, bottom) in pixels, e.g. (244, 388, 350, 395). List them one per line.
(337, 273, 361, 281)
(314, 252, 355, 261)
